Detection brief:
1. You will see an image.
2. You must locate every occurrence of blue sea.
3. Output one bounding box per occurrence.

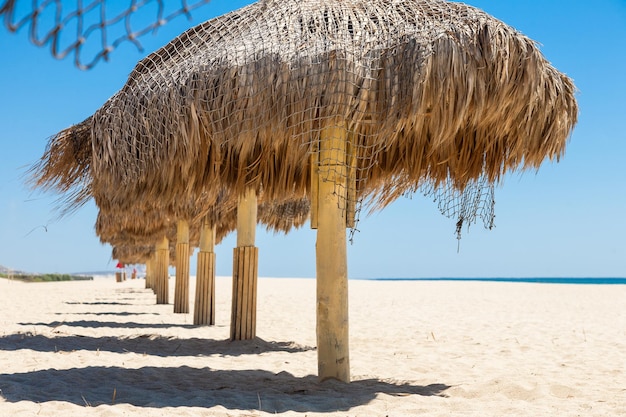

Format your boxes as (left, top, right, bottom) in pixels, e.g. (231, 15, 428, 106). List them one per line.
(363, 277, 626, 285)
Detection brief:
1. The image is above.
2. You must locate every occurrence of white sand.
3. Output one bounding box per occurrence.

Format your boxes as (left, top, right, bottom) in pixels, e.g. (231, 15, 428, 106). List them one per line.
(1, 276, 624, 416)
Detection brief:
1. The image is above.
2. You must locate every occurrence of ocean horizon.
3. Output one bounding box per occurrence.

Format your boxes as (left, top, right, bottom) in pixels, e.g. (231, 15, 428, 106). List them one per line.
(58, 273, 626, 285)
(362, 277, 626, 285)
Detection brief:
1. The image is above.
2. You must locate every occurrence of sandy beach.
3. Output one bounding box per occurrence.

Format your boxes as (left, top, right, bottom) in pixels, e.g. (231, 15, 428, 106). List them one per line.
(0, 275, 624, 416)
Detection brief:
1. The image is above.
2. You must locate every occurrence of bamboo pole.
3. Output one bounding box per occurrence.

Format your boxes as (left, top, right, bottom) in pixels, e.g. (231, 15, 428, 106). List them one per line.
(231, 187, 259, 340)
(174, 219, 191, 314)
(346, 132, 357, 229)
(194, 216, 216, 325)
(310, 150, 319, 229)
(155, 236, 169, 305)
(237, 187, 257, 247)
(314, 124, 350, 382)
(154, 250, 160, 297)
(154, 246, 161, 300)
(146, 255, 155, 291)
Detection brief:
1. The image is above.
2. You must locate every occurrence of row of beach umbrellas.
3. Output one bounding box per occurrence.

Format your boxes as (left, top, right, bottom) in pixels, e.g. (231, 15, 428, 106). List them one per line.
(29, 0, 577, 382)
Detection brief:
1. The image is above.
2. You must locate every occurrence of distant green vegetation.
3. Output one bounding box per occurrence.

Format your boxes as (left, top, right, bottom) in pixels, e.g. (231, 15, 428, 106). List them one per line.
(0, 273, 93, 282)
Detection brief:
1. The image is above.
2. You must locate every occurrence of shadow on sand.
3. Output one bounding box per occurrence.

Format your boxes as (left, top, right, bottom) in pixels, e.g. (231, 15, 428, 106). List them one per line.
(0, 333, 313, 357)
(0, 365, 450, 412)
(18, 320, 199, 329)
(54, 311, 160, 316)
(64, 301, 139, 306)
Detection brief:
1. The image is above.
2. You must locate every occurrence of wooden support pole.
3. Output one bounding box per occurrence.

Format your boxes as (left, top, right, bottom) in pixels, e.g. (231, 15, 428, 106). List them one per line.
(311, 132, 356, 228)
(153, 250, 160, 297)
(174, 219, 191, 314)
(231, 246, 258, 340)
(314, 124, 350, 382)
(231, 187, 259, 340)
(310, 151, 319, 229)
(346, 132, 357, 229)
(155, 236, 170, 305)
(145, 260, 151, 289)
(237, 187, 257, 247)
(146, 255, 155, 291)
(154, 246, 161, 300)
(194, 216, 216, 326)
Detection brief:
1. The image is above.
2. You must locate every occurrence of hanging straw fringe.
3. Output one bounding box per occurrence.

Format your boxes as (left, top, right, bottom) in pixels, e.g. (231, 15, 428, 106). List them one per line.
(29, 0, 577, 251)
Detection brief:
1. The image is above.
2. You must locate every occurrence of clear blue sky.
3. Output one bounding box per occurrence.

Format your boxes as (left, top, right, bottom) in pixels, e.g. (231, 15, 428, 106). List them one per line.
(1, 0, 625, 278)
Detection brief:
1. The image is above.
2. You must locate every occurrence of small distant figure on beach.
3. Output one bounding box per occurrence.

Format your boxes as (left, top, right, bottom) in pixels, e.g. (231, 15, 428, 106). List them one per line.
(115, 262, 125, 282)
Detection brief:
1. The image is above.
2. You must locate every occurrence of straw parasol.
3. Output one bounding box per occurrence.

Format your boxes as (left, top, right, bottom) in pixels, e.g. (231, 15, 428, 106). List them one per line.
(88, 0, 576, 209)
(31, 0, 577, 382)
(111, 244, 153, 266)
(28, 118, 309, 328)
(97, 192, 311, 325)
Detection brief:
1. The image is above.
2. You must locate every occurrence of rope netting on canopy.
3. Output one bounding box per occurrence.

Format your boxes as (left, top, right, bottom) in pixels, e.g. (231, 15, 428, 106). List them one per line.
(29, 0, 577, 242)
(0, 0, 212, 69)
(86, 0, 574, 236)
(420, 176, 495, 240)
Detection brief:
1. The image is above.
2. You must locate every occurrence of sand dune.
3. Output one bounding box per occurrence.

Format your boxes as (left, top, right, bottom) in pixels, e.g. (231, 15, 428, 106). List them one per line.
(1, 276, 624, 416)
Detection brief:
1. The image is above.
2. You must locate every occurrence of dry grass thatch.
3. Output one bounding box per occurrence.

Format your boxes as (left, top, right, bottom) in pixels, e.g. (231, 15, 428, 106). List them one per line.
(98, 193, 310, 255)
(111, 244, 154, 265)
(89, 0, 576, 212)
(30, 0, 577, 249)
(27, 117, 93, 216)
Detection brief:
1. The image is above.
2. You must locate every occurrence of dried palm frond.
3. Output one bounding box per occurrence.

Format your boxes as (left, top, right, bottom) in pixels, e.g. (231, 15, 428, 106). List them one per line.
(27, 117, 92, 215)
(89, 0, 576, 224)
(32, 0, 577, 244)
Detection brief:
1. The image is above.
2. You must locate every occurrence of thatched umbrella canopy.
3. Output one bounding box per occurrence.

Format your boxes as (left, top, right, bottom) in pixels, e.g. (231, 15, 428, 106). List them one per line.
(27, 0, 527, 233)
(259, 198, 311, 234)
(112, 244, 154, 265)
(95, 191, 310, 248)
(96, 207, 172, 247)
(87, 0, 576, 214)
